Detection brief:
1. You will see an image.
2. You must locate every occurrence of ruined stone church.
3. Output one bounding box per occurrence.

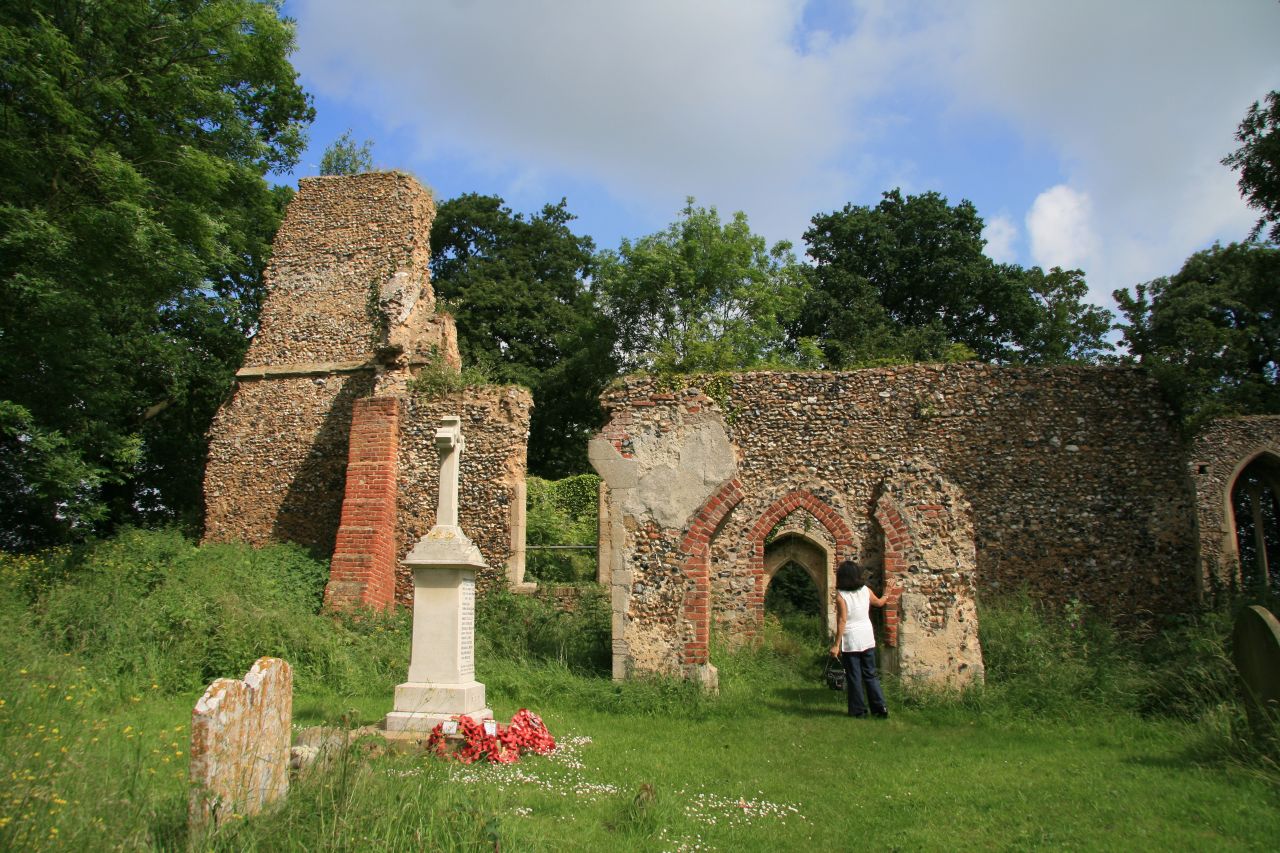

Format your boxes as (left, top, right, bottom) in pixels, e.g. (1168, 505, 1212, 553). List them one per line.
(203, 172, 1280, 689)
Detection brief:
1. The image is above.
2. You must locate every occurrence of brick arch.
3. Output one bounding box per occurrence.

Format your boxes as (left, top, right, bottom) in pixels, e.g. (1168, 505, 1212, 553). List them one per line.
(871, 494, 909, 647)
(677, 486, 865, 666)
(677, 478, 746, 666)
(746, 491, 857, 640)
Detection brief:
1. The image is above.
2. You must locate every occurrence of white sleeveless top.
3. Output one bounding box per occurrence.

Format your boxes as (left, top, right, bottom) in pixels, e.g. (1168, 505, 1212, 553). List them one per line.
(839, 587, 876, 653)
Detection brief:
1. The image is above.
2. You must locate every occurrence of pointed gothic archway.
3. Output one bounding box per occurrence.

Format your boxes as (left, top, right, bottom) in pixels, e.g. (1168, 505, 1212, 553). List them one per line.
(744, 490, 856, 643)
(676, 485, 857, 670)
(1226, 451, 1280, 592)
(763, 531, 832, 626)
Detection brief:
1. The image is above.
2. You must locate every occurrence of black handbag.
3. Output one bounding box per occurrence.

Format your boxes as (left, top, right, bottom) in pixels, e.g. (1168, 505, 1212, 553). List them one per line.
(824, 656, 845, 690)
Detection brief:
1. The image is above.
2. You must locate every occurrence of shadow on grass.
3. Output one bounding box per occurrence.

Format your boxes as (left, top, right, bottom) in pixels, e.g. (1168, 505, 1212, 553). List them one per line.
(760, 686, 849, 717)
(1120, 734, 1280, 787)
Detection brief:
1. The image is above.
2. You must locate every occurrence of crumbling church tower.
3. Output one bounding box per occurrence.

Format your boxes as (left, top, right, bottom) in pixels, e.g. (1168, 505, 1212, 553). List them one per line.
(203, 173, 531, 607)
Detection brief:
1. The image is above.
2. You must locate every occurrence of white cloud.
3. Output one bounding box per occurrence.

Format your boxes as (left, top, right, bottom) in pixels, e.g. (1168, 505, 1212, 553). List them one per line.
(940, 0, 1279, 304)
(290, 0, 1280, 306)
(291, 0, 914, 246)
(1026, 186, 1096, 272)
(982, 215, 1018, 264)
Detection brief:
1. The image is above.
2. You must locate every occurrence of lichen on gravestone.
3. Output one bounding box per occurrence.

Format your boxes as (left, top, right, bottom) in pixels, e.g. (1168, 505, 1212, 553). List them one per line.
(188, 657, 293, 831)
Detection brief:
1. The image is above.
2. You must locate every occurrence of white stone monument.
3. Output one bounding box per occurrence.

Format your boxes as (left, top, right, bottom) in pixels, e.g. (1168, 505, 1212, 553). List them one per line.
(384, 415, 493, 732)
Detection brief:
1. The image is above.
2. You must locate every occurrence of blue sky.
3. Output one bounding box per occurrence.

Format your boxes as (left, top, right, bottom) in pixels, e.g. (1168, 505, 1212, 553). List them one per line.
(280, 0, 1279, 313)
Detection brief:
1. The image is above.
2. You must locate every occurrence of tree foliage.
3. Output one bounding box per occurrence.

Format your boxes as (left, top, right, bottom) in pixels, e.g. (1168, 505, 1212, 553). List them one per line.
(524, 474, 599, 583)
(1223, 90, 1280, 244)
(0, 0, 313, 548)
(429, 194, 615, 477)
(794, 189, 1113, 366)
(319, 129, 374, 176)
(1115, 242, 1280, 428)
(594, 199, 813, 374)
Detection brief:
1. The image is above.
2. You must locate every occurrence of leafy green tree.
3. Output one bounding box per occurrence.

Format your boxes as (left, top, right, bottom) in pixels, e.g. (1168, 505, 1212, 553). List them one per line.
(1223, 91, 1280, 244)
(319, 129, 374, 176)
(429, 194, 615, 477)
(795, 189, 1113, 366)
(1015, 266, 1115, 365)
(594, 199, 812, 374)
(0, 0, 313, 547)
(1115, 242, 1280, 427)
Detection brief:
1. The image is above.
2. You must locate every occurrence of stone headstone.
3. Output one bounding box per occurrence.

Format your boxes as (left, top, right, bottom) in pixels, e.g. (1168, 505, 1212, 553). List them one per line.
(1232, 605, 1280, 739)
(189, 657, 293, 830)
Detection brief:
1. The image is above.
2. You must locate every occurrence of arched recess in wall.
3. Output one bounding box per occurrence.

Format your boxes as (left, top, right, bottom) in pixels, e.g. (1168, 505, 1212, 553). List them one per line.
(676, 484, 856, 668)
(1225, 450, 1280, 592)
(763, 532, 830, 624)
(677, 478, 746, 668)
(746, 491, 856, 641)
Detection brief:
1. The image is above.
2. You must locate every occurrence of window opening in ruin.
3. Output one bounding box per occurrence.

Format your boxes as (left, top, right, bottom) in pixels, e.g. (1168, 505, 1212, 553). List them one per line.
(1232, 454, 1280, 593)
(763, 560, 827, 646)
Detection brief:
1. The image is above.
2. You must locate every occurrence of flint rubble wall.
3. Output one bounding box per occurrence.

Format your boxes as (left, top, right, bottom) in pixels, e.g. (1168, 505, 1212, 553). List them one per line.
(204, 174, 528, 605)
(593, 364, 1202, 679)
(396, 387, 533, 601)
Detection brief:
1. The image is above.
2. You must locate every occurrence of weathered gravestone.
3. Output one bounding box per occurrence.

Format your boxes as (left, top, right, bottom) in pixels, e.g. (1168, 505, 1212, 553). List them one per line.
(384, 416, 493, 732)
(189, 657, 293, 830)
(1232, 605, 1280, 740)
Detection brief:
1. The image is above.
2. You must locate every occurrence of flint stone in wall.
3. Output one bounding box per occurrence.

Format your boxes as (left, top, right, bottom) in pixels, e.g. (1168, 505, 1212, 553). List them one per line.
(397, 387, 532, 598)
(244, 173, 436, 367)
(205, 373, 375, 554)
(204, 173, 448, 554)
(189, 657, 292, 830)
(593, 364, 1208, 685)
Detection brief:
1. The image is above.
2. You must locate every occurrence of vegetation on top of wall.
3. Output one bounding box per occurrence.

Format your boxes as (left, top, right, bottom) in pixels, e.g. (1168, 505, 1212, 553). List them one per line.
(319, 130, 375, 176)
(406, 347, 498, 399)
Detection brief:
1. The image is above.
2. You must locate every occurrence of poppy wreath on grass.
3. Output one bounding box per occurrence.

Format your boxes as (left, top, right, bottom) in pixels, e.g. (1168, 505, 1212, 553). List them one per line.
(425, 708, 556, 765)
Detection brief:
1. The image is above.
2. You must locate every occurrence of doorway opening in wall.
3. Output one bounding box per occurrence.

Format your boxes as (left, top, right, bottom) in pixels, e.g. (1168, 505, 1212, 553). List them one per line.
(524, 474, 600, 584)
(764, 560, 827, 648)
(1231, 453, 1280, 594)
(763, 528, 832, 649)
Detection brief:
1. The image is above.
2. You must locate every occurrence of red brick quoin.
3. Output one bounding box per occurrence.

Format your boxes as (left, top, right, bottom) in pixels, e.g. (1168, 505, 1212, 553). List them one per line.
(324, 396, 400, 610)
(871, 494, 909, 647)
(677, 484, 860, 667)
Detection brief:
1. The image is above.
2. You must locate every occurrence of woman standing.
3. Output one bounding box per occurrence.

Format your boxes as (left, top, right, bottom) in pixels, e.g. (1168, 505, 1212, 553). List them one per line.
(829, 560, 890, 718)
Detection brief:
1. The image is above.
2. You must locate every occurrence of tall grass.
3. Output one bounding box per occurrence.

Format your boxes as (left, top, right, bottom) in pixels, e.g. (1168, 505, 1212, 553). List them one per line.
(476, 585, 610, 676)
(1, 528, 411, 698)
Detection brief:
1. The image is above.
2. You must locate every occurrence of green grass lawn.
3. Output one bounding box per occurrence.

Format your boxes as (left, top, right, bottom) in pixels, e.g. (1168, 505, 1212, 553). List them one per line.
(5, 662, 1276, 851)
(2, 532, 1276, 851)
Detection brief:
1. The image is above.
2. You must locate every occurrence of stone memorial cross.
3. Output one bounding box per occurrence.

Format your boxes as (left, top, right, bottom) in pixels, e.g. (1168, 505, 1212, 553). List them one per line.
(435, 416, 462, 530)
(384, 416, 493, 733)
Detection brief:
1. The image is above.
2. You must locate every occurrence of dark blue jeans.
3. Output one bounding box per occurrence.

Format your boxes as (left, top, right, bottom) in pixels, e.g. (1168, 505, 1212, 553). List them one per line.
(841, 648, 887, 717)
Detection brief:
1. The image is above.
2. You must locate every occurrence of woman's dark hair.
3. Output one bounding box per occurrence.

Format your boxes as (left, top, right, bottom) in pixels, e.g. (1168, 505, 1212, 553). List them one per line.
(836, 560, 865, 591)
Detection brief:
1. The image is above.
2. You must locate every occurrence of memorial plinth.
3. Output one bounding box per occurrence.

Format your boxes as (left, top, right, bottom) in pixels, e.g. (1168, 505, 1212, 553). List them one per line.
(384, 417, 493, 732)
